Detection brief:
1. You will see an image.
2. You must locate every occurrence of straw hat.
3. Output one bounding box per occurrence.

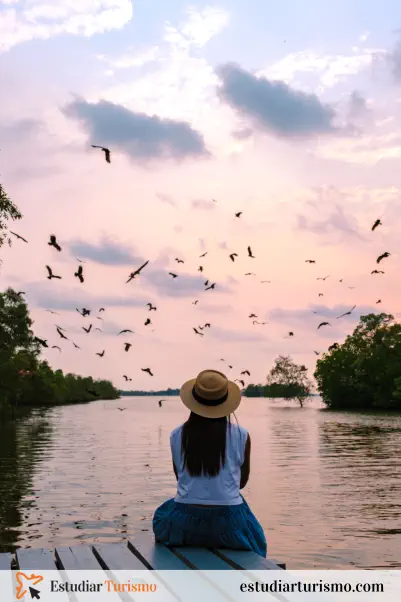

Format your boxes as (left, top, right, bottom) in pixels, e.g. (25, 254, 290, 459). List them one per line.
(180, 369, 241, 418)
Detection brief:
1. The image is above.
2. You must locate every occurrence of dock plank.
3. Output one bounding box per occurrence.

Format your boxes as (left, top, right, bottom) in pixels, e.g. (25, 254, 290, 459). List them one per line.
(55, 545, 104, 570)
(216, 549, 284, 571)
(0, 553, 13, 602)
(0, 553, 12, 570)
(16, 547, 58, 570)
(128, 535, 189, 570)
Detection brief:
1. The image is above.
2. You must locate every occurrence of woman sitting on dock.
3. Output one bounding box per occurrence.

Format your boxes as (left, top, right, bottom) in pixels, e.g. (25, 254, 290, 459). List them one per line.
(153, 369, 267, 557)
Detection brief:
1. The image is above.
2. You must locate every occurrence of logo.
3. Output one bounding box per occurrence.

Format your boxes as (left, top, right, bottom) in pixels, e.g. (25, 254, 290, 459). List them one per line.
(15, 572, 44, 600)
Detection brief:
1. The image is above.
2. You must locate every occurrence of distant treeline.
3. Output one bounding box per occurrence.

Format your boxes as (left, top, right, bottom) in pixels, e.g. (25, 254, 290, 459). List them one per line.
(243, 383, 310, 398)
(0, 288, 119, 411)
(120, 388, 180, 396)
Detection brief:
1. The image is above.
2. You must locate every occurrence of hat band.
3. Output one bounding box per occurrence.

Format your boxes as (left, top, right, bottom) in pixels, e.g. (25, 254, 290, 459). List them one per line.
(192, 385, 229, 407)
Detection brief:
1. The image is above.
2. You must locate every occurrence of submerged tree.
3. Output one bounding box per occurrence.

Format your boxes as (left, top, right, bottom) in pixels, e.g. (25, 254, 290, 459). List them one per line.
(266, 355, 313, 407)
(314, 313, 401, 410)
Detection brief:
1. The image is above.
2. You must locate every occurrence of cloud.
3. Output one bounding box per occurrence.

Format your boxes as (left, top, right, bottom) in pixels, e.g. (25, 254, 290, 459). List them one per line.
(216, 62, 344, 138)
(388, 34, 401, 83)
(0, 0, 133, 53)
(164, 6, 229, 50)
(209, 326, 267, 343)
(24, 281, 149, 311)
(143, 270, 232, 298)
(348, 91, 369, 118)
(156, 193, 176, 207)
(191, 199, 216, 210)
(296, 205, 364, 241)
(67, 236, 144, 266)
(62, 98, 209, 162)
(232, 128, 253, 140)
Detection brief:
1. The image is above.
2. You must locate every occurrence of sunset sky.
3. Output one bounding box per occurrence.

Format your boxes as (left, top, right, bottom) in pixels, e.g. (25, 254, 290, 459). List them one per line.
(1, 0, 400, 391)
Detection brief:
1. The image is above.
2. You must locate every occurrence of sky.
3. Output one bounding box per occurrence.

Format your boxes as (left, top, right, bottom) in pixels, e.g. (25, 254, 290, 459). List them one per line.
(0, 0, 400, 391)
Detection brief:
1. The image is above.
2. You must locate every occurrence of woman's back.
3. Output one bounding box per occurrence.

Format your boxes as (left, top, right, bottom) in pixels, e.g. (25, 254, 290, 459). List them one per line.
(171, 421, 248, 505)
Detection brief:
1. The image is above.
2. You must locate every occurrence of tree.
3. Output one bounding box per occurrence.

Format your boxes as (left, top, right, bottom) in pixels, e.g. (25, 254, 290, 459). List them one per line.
(266, 355, 313, 407)
(0, 183, 22, 259)
(243, 384, 264, 397)
(314, 313, 401, 410)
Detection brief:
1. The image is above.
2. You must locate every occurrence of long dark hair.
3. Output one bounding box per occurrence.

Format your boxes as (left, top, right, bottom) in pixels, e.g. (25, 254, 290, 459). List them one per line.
(181, 412, 230, 477)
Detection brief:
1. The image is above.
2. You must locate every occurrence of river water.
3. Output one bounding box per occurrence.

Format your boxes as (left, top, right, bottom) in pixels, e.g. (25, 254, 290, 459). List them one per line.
(0, 396, 400, 569)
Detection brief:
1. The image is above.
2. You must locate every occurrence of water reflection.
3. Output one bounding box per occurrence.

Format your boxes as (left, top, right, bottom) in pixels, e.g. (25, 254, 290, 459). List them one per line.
(0, 398, 400, 568)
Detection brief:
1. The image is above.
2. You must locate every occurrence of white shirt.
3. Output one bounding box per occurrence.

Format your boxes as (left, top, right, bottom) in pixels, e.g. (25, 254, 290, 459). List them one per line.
(170, 422, 248, 506)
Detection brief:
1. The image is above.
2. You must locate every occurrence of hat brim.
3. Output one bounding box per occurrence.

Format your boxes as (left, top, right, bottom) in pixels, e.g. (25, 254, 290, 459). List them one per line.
(180, 377, 242, 418)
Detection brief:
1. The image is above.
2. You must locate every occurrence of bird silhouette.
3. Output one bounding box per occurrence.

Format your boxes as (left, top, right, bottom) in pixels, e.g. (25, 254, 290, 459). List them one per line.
(48, 235, 61, 251)
(205, 283, 216, 290)
(376, 299, 382, 304)
(169, 272, 178, 278)
(82, 324, 92, 334)
(193, 327, 204, 336)
(328, 343, 339, 351)
(147, 303, 157, 311)
(371, 219, 382, 231)
(74, 265, 84, 283)
(72, 342, 81, 349)
(96, 350, 105, 357)
(229, 253, 238, 262)
(235, 212, 242, 218)
(371, 270, 384, 274)
(77, 307, 91, 316)
(175, 258, 184, 263)
(247, 246, 255, 258)
(46, 265, 61, 280)
(249, 313, 257, 318)
(245, 272, 256, 276)
(56, 326, 68, 339)
(99, 308, 105, 312)
(96, 316, 103, 321)
(192, 300, 199, 305)
(118, 329, 134, 335)
(241, 370, 251, 376)
(348, 286, 356, 290)
(305, 260, 316, 263)
(204, 280, 209, 286)
(377, 252, 390, 263)
(199, 252, 208, 257)
(127, 260, 149, 283)
(46, 309, 60, 315)
(34, 337, 48, 347)
(52, 345, 61, 351)
(9, 231, 28, 243)
(198, 265, 203, 272)
(235, 379, 245, 387)
(336, 305, 356, 319)
(317, 275, 330, 281)
(317, 322, 331, 329)
(204, 323, 211, 328)
(124, 343, 132, 352)
(142, 368, 153, 376)
(158, 400, 163, 407)
(314, 351, 320, 355)
(318, 293, 324, 297)
(123, 375, 129, 381)
(92, 145, 111, 163)
(228, 365, 233, 369)
(117, 408, 126, 411)
(94, 327, 102, 332)
(144, 318, 151, 326)
(288, 332, 294, 337)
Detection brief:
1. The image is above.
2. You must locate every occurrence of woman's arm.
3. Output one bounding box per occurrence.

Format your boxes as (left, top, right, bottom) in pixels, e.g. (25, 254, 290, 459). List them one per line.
(240, 433, 251, 489)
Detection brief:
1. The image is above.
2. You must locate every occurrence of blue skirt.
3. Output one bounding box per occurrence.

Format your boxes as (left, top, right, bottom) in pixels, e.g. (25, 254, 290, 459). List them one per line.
(153, 496, 267, 557)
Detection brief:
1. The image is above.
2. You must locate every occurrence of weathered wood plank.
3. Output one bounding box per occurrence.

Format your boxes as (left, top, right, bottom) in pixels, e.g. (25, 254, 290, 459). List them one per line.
(0, 554, 13, 602)
(55, 545, 104, 570)
(16, 547, 58, 570)
(0, 553, 12, 570)
(216, 549, 284, 571)
(128, 535, 189, 570)
(92, 543, 147, 571)
(270, 558, 287, 569)
(172, 547, 233, 570)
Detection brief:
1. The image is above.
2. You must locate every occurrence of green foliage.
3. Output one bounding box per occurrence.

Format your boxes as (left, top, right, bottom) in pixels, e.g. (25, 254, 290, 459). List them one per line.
(314, 313, 401, 410)
(0, 183, 22, 255)
(266, 355, 313, 407)
(243, 384, 264, 397)
(0, 288, 119, 410)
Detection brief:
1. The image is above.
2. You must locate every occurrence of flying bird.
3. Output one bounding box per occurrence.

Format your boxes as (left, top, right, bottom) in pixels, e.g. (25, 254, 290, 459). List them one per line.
(317, 275, 330, 281)
(158, 400, 163, 407)
(144, 318, 151, 326)
(175, 258, 184, 263)
(204, 323, 211, 328)
(247, 246, 255, 258)
(169, 272, 178, 278)
(198, 265, 203, 272)
(51, 345, 61, 352)
(336, 305, 356, 319)
(305, 260, 316, 263)
(371, 219, 382, 231)
(48, 235, 61, 251)
(117, 408, 126, 412)
(99, 308, 105, 312)
(72, 342, 81, 349)
(235, 379, 245, 387)
(74, 265, 84, 283)
(142, 368, 153, 376)
(376, 299, 382, 304)
(96, 350, 105, 357)
(205, 283, 216, 290)
(199, 252, 208, 257)
(317, 322, 331, 329)
(318, 293, 324, 297)
(82, 324, 92, 334)
(124, 343, 132, 352)
(147, 303, 157, 311)
(34, 337, 48, 347)
(126, 260, 149, 283)
(77, 307, 91, 316)
(56, 326, 68, 339)
(377, 252, 390, 263)
(371, 270, 384, 274)
(192, 300, 199, 305)
(9, 231, 28, 243)
(46, 309, 60, 315)
(241, 370, 251, 376)
(314, 351, 320, 356)
(118, 329, 134, 335)
(123, 375, 130, 381)
(91, 145, 111, 163)
(229, 253, 238, 262)
(193, 327, 204, 336)
(94, 328, 102, 332)
(46, 265, 61, 280)
(328, 343, 339, 351)
(235, 212, 242, 218)
(288, 332, 294, 337)
(249, 313, 257, 318)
